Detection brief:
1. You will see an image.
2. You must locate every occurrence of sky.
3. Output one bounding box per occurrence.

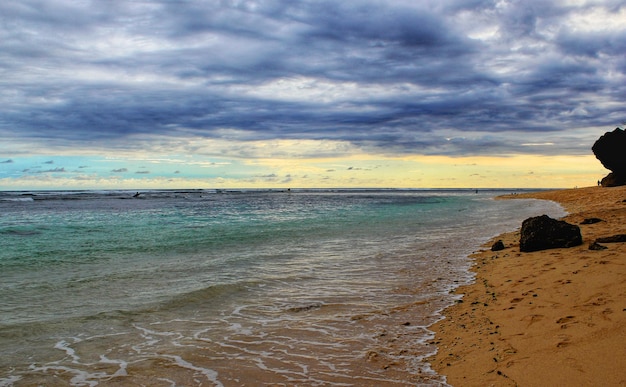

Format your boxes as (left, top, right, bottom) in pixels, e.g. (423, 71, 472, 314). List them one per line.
(1, 0, 625, 190)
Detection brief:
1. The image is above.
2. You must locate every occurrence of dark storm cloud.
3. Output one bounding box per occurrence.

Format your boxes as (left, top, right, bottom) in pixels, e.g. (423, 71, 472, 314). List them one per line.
(1, 0, 624, 157)
(557, 29, 626, 58)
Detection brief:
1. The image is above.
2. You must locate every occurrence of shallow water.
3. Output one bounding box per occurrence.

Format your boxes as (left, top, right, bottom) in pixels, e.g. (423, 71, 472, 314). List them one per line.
(0, 189, 565, 386)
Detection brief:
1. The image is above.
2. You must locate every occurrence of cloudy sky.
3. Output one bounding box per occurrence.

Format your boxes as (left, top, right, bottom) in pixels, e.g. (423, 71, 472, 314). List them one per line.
(1, 0, 624, 190)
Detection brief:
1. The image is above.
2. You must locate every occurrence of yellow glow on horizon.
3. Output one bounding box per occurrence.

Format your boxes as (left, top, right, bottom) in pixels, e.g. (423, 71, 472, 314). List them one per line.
(1, 134, 607, 190)
(246, 153, 606, 189)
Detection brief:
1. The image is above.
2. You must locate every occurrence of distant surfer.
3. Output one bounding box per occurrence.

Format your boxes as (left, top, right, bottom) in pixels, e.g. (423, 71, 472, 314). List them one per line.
(133, 192, 141, 198)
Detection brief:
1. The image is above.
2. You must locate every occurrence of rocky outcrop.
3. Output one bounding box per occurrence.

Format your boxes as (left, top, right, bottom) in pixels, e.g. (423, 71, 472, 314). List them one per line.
(592, 128, 626, 187)
(520, 215, 582, 252)
(599, 172, 626, 187)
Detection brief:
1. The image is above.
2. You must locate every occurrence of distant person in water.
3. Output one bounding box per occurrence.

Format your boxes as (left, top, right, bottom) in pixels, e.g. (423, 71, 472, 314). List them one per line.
(133, 192, 140, 198)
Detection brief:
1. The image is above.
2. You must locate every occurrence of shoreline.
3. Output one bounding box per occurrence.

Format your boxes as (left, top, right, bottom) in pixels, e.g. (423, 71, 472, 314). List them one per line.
(427, 185, 626, 386)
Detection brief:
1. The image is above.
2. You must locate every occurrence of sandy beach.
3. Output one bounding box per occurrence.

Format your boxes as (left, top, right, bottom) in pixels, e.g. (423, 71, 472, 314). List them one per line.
(427, 185, 626, 386)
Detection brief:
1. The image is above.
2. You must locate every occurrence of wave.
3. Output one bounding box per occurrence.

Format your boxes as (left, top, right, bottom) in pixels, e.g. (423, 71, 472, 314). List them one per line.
(0, 227, 43, 236)
(0, 189, 212, 202)
(0, 197, 34, 202)
(0, 188, 530, 203)
(153, 280, 264, 314)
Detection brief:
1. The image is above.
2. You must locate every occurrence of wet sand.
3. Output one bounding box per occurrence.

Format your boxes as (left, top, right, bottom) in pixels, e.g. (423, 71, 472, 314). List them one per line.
(427, 186, 626, 386)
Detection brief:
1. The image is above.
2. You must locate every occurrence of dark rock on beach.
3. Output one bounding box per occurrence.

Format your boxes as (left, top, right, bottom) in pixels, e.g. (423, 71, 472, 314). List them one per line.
(589, 241, 608, 250)
(519, 215, 583, 252)
(590, 234, 626, 250)
(594, 234, 626, 243)
(592, 128, 626, 187)
(580, 218, 603, 224)
(491, 240, 505, 251)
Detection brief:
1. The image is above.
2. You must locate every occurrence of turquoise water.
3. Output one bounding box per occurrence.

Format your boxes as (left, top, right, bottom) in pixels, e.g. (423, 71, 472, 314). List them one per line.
(0, 189, 564, 386)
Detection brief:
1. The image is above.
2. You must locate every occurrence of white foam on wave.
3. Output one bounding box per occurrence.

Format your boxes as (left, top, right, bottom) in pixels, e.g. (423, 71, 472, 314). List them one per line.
(162, 355, 224, 387)
(29, 364, 100, 387)
(31, 335, 131, 386)
(0, 197, 34, 202)
(55, 338, 82, 363)
(250, 357, 337, 386)
(98, 356, 128, 378)
(225, 322, 252, 335)
(131, 323, 183, 354)
(0, 376, 22, 387)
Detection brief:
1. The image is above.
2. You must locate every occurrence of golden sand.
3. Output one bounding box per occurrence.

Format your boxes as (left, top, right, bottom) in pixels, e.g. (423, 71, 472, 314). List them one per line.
(427, 185, 626, 386)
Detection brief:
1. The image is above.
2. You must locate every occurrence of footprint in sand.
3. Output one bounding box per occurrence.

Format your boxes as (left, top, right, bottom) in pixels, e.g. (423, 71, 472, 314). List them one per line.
(556, 334, 572, 348)
(556, 316, 576, 329)
(521, 314, 544, 327)
(556, 316, 575, 323)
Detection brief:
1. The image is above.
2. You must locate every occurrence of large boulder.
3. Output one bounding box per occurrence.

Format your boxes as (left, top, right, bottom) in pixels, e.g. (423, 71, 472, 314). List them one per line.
(600, 172, 626, 187)
(592, 128, 626, 186)
(520, 215, 583, 252)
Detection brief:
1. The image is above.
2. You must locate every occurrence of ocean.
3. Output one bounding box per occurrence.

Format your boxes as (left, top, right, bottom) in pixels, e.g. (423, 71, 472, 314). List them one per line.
(0, 189, 565, 386)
